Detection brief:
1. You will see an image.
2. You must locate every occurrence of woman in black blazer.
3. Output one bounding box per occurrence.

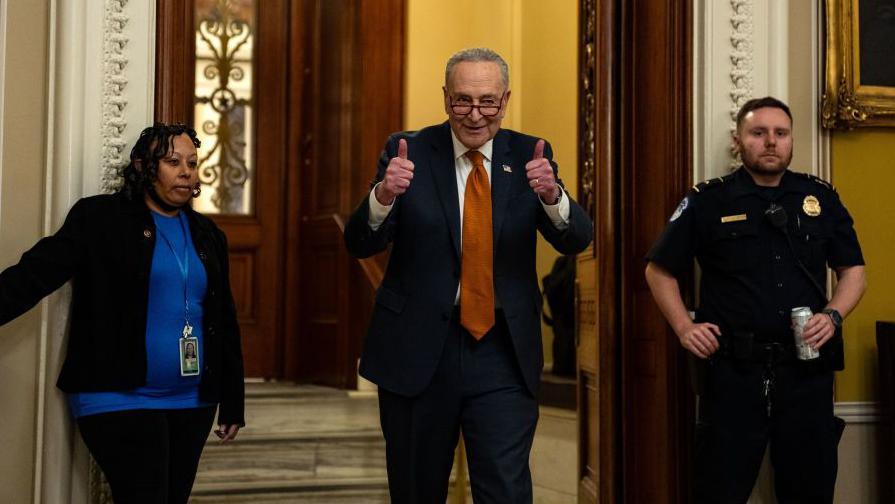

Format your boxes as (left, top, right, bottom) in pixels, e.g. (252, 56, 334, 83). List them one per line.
(0, 124, 244, 504)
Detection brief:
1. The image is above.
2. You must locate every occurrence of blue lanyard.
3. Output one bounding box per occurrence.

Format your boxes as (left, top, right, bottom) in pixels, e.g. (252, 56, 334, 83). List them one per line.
(156, 212, 191, 331)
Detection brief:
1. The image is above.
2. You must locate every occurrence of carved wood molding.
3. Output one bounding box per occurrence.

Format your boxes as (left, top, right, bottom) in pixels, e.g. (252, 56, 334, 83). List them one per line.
(578, 0, 597, 220)
(578, 0, 619, 502)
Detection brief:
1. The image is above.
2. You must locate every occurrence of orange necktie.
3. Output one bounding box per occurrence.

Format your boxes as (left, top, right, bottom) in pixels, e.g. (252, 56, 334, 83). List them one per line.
(460, 150, 495, 339)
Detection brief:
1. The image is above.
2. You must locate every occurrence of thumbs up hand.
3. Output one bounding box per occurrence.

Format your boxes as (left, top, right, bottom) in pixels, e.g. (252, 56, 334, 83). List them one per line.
(375, 138, 415, 205)
(525, 139, 561, 204)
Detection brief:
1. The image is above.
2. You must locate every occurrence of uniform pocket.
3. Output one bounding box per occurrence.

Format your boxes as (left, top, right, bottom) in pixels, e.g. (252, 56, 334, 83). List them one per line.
(794, 219, 830, 271)
(704, 220, 762, 271)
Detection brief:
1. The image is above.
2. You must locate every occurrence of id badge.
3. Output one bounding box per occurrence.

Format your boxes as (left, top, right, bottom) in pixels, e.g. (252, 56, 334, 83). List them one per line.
(180, 336, 200, 376)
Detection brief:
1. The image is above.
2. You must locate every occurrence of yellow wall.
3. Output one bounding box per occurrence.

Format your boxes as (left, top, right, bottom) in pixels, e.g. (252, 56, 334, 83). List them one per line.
(832, 129, 895, 402)
(405, 0, 579, 366)
(405, 0, 519, 131)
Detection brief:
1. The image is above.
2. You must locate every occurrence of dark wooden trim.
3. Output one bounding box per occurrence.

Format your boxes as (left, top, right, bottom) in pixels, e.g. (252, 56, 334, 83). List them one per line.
(618, 0, 693, 502)
(254, 0, 291, 378)
(154, 0, 195, 123)
(594, 0, 620, 500)
(283, 0, 312, 382)
(674, 1, 696, 500)
(578, 0, 620, 502)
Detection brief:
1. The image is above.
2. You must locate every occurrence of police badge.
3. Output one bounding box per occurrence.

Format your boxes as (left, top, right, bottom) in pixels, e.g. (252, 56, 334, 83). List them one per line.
(802, 195, 821, 217)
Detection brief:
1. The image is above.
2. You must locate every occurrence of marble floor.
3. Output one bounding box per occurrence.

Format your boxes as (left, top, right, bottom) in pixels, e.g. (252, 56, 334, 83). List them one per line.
(190, 383, 576, 503)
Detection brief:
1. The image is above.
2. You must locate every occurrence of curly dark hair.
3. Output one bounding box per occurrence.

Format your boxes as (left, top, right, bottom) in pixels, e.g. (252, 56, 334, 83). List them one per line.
(119, 123, 201, 200)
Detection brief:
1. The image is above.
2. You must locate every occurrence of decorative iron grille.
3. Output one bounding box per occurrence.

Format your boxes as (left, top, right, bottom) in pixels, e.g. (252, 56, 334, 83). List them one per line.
(193, 0, 255, 214)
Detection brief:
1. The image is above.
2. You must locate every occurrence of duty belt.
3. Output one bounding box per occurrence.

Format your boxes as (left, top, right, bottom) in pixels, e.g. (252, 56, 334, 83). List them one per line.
(716, 333, 796, 417)
(716, 331, 797, 364)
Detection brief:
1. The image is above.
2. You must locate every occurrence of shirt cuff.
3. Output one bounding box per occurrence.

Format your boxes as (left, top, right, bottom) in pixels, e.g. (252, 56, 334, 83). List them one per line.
(368, 182, 394, 231)
(540, 188, 570, 230)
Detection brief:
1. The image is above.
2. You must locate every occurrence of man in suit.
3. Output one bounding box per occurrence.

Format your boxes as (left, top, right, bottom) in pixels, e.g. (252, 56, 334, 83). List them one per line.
(344, 47, 593, 502)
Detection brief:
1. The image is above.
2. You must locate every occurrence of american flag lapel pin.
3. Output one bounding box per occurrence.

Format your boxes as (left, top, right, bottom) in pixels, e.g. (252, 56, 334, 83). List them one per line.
(502, 164, 512, 173)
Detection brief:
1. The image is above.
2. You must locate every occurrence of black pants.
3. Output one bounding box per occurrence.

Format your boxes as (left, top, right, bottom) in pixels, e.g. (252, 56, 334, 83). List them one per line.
(378, 311, 539, 503)
(694, 358, 840, 503)
(78, 406, 216, 504)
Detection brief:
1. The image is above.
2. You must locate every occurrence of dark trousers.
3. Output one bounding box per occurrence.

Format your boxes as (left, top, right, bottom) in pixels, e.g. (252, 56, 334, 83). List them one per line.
(78, 406, 216, 504)
(377, 311, 539, 503)
(694, 358, 840, 503)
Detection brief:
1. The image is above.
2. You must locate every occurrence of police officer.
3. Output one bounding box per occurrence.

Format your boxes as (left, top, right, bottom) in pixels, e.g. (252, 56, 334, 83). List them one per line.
(644, 96, 866, 503)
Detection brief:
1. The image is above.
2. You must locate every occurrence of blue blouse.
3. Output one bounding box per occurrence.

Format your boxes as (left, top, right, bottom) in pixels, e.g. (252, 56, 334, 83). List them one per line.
(68, 211, 211, 417)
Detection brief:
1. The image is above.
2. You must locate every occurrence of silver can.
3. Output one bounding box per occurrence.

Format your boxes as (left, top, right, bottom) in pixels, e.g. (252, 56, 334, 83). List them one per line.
(791, 307, 820, 360)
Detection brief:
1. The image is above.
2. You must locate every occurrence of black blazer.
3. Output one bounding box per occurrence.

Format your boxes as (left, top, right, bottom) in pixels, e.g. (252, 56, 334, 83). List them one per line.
(344, 123, 593, 397)
(0, 193, 245, 426)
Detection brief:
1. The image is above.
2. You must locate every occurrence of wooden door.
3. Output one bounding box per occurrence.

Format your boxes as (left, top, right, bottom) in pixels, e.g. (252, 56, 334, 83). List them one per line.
(285, 0, 404, 387)
(156, 0, 289, 378)
(156, 0, 403, 384)
(576, 0, 694, 502)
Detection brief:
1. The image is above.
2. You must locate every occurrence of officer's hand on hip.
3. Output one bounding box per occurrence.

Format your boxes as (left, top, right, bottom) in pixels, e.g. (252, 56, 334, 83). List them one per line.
(676, 322, 721, 359)
(375, 138, 414, 205)
(525, 139, 561, 205)
(802, 313, 835, 350)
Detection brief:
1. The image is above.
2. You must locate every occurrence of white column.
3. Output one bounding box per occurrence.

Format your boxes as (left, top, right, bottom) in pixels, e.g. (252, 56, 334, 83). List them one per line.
(39, 1, 156, 502)
(694, 0, 829, 182)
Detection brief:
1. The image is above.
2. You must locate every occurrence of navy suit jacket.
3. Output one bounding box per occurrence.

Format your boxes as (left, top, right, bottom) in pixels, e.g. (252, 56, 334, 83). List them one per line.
(344, 122, 593, 397)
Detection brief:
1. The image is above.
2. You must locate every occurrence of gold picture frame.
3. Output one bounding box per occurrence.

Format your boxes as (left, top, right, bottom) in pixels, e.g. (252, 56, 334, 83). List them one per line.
(822, 0, 895, 129)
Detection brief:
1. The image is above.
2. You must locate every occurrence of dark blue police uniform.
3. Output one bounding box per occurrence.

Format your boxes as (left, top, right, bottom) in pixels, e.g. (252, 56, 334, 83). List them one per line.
(647, 167, 864, 503)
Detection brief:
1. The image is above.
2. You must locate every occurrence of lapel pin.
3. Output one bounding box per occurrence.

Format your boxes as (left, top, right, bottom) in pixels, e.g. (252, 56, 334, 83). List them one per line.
(502, 164, 512, 173)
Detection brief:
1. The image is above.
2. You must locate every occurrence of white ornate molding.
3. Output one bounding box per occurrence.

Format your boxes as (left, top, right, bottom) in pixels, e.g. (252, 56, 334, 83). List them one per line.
(729, 0, 754, 125)
(728, 0, 754, 166)
(696, 0, 826, 181)
(39, 0, 155, 501)
(101, 0, 129, 193)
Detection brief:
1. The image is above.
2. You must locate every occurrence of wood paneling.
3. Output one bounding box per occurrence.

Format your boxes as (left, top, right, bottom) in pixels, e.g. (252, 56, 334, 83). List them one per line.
(155, 0, 194, 123)
(294, 0, 354, 388)
(619, 0, 693, 502)
(228, 252, 255, 320)
(282, 0, 311, 382)
(577, 0, 618, 501)
(286, 0, 404, 387)
(578, 0, 693, 501)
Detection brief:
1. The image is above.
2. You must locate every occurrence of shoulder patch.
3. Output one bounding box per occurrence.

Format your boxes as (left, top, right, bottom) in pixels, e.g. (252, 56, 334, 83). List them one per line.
(669, 197, 689, 222)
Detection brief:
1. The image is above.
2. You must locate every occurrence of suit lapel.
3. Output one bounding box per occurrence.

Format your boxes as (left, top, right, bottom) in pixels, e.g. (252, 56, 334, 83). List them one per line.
(429, 123, 462, 259)
(490, 130, 513, 253)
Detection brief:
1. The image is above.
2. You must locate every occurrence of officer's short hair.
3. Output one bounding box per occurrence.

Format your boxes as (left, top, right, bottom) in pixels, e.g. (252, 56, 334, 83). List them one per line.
(735, 97, 793, 130)
(445, 48, 510, 90)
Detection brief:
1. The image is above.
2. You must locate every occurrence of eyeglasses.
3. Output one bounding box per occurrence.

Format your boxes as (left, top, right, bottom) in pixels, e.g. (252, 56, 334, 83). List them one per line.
(449, 92, 506, 117)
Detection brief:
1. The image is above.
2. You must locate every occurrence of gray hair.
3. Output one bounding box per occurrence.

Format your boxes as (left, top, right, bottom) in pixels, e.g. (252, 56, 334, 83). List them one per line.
(444, 48, 510, 89)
